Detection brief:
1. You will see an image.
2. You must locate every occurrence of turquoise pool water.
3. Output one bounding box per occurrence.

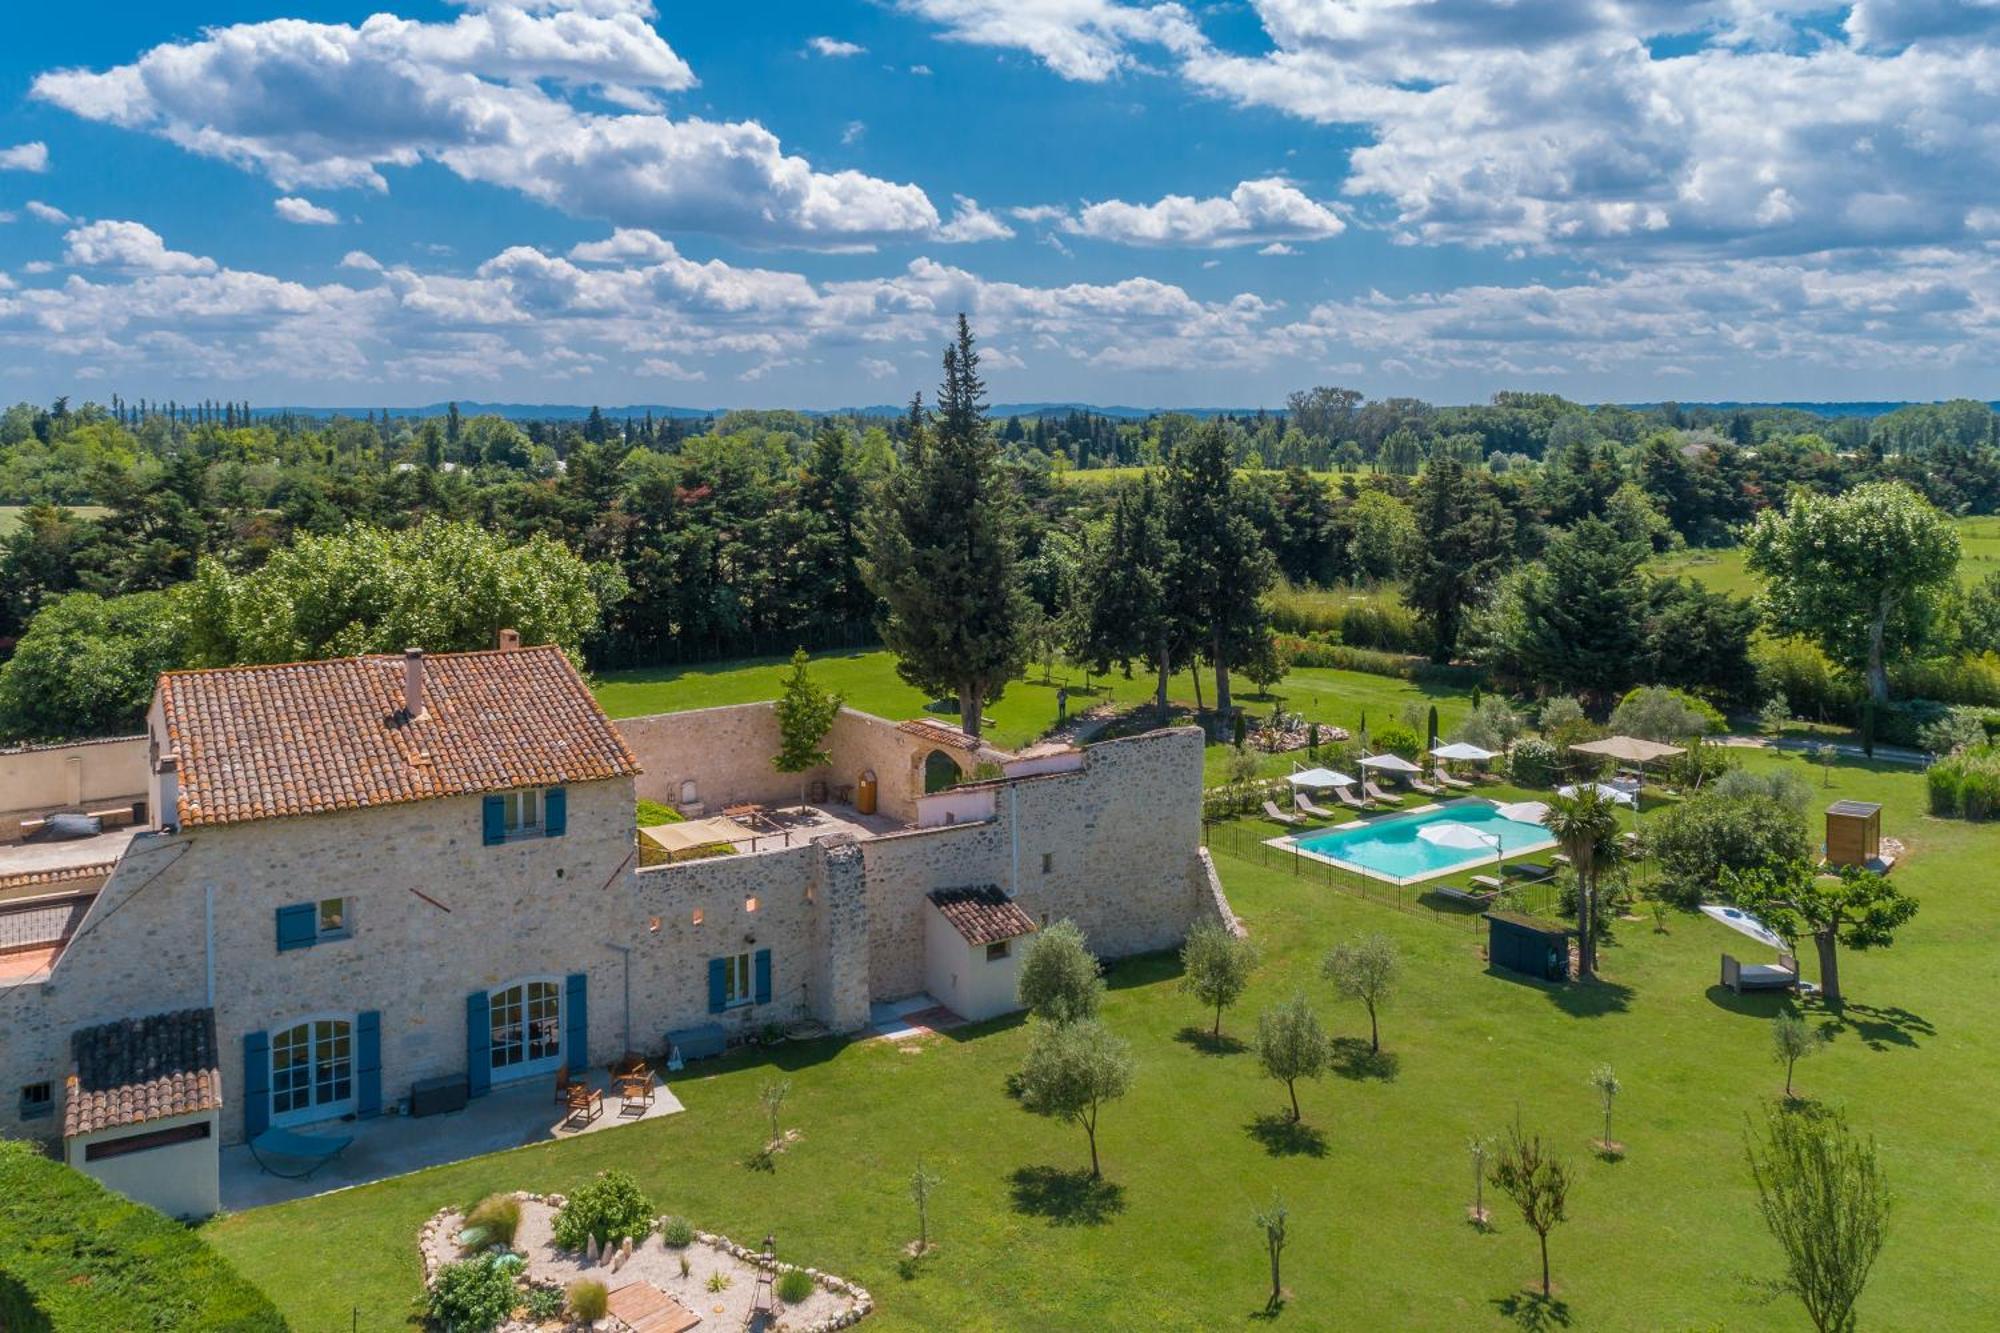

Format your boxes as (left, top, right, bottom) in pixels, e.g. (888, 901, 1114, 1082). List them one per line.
(1291, 801, 1555, 882)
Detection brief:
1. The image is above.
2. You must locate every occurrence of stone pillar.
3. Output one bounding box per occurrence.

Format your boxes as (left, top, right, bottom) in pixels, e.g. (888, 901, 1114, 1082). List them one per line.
(812, 839, 871, 1032)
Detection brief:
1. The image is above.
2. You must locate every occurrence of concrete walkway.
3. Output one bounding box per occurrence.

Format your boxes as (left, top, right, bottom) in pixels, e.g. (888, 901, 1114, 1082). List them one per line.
(1717, 735, 1927, 767)
(220, 1069, 685, 1210)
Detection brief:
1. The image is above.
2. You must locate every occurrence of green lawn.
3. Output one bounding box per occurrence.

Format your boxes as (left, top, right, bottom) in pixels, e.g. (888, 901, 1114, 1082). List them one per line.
(1650, 514, 2000, 599)
(203, 744, 1998, 1329)
(0, 503, 109, 536)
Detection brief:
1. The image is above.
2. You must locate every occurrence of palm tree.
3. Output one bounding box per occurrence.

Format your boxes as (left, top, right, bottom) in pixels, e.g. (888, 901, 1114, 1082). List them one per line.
(1543, 787, 1621, 980)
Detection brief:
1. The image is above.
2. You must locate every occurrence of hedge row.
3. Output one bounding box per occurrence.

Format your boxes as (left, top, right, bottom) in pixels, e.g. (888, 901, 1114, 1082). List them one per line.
(0, 1140, 286, 1332)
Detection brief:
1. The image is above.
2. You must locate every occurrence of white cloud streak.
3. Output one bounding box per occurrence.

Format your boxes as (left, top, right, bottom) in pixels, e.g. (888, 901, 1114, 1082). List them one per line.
(273, 196, 340, 225)
(0, 142, 50, 172)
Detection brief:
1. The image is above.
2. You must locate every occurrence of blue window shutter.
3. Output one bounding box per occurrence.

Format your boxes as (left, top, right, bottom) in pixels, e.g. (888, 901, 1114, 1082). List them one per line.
(564, 972, 588, 1068)
(482, 795, 506, 846)
(465, 991, 491, 1097)
(356, 1010, 382, 1118)
(707, 958, 727, 1014)
(242, 1031, 270, 1140)
(754, 949, 772, 1005)
(544, 787, 567, 838)
(275, 903, 316, 952)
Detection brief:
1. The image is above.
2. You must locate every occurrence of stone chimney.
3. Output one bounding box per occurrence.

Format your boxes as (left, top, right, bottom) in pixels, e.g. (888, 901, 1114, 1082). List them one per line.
(155, 753, 180, 832)
(497, 627, 522, 651)
(403, 647, 426, 718)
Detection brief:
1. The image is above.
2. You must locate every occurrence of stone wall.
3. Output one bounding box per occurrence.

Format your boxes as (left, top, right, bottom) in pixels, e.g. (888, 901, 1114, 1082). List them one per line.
(0, 735, 149, 835)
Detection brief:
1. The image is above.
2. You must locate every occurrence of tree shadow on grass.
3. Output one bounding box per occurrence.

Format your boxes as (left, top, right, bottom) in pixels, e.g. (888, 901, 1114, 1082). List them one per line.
(1547, 976, 1634, 1018)
(1246, 1110, 1328, 1158)
(1703, 985, 1788, 1019)
(1814, 1000, 1934, 1052)
(1247, 1294, 1288, 1321)
(1105, 949, 1181, 991)
(1330, 1036, 1399, 1082)
(1008, 1166, 1127, 1226)
(1491, 1290, 1573, 1331)
(1175, 1025, 1247, 1057)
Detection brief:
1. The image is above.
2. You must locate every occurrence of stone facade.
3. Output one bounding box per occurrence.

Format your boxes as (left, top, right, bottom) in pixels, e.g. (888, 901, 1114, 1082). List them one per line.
(0, 711, 1217, 1162)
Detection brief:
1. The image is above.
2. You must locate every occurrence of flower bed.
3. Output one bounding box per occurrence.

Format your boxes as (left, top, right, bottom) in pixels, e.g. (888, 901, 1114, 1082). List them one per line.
(419, 1193, 871, 1332)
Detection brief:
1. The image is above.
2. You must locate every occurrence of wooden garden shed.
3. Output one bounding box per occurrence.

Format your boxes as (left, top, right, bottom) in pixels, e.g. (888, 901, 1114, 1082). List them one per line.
(1483, 911, 1572, 983)
(1825, 800, 1882, 870)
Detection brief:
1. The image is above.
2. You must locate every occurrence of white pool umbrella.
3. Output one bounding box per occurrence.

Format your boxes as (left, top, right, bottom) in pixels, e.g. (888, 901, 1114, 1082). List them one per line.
(1418, 822, 1498, 850)
(1495, 800, 1550, 824)
(1557, 782, 1636, 808)
(1361, 753, 1422, 773)
(1700, 904, 1788, 952)
(1431, 742, 1499, 762)
(1288, 767, 1356, 789)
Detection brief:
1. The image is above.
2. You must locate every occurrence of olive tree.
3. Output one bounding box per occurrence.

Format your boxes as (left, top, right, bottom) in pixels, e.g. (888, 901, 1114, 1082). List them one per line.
(1179, 921, 1259, 1037)
(1017, 1018, 1134, 1179)
(1322, 933, 1399, 1053)
(1745, 1104, 1890, 1333)
(1726, 861, 1919, 1007)
(1491, 1126, 1574, 1299)
(1254, 993, 1329, 1123)
(1017, 919, 1104, 1025)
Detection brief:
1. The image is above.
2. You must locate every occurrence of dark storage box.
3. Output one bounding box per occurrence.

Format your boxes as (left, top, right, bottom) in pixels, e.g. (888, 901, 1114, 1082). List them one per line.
(410, 1074, 469, 1117)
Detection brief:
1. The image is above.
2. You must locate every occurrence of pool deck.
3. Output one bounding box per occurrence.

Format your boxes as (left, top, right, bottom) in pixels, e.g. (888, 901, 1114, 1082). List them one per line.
(1264, 798, 1558, 887)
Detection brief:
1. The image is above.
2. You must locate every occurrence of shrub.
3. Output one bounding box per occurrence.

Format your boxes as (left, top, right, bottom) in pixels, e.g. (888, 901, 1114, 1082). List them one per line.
(1537, 695, 1587, 733)
(776, 1269, 817, 1304)
(1892, 651, 2000, 707)
(0, 1140, 285, 1332)
(552, 1170, 654, 1251)
(1753, 636, 1859, 720)
(659, 1214, 697, 1247)
(425, 1256, 519, 1332)
(1870, 698, 1951, 748)
(523, 1285, 564, 1321)
(1609, 685, 1724, 741)
(1455, 696, 1523, 752)
(566, 1278, 609, 1322)
(1644, 792, 1810, 906)
(1926, 744, 2000, 819)
(461, 1193, 522, 1251)
(1917, 708, 1986, 756)
(1508, 738, 1561, 787)
(1373, 724, 1422, 758)
(1710, 766, 1813, 814)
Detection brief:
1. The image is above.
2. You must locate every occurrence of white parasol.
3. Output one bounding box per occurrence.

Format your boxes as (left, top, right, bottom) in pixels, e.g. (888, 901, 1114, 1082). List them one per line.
(1699, 904, 1788, 951)
(1287, 767, 1356, 789)
(1495, 800, 1550, 825)
(1431, 741, 1499, 762)
(1360, 753, 1422, 774)
(1556, 781, 1637, 808)
(1418, 821, 1500, 851)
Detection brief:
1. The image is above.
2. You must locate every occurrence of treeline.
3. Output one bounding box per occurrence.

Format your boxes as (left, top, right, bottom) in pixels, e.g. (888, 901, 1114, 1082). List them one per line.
(6, 357, 2000, 743)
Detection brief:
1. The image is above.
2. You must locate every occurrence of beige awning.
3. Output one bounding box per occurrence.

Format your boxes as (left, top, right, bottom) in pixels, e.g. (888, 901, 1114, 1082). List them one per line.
(638, 817, 748, 859)
(1569, 735, 1685, 764)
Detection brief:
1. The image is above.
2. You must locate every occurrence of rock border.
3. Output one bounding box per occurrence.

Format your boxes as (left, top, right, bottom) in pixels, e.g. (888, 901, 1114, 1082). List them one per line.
(417, 1193, 873, 1333)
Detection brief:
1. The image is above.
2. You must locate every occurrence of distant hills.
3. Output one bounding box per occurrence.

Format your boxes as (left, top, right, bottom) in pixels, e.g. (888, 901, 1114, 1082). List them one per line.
(249, 399, 1998, 423)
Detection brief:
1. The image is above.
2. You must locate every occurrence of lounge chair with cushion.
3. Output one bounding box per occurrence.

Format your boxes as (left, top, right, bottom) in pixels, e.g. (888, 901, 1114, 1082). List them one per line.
(1470, 874, 1506, 893)
(1722, 952, 1799, 995)
(1439, 772, 1476, 790)
(1334, 785, 1372, 811)
(1295, 794, 1337, 820)
(249, 1126, 354, 1180)
(1433, 883, 1498, 907)
(1363, 779, 1405, 806)
(1262, 799, 1303, 827)
(1408, 777, 1442, 797)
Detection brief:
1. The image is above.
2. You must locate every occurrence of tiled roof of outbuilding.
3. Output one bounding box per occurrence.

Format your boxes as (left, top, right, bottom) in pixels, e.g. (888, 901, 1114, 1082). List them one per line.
(927, 885, 1038, 946)
(897, 718, 985, 753)
(158, 645, 639, 827)
(66, 1008, 221, 1137)
(0, 861, 117, 894)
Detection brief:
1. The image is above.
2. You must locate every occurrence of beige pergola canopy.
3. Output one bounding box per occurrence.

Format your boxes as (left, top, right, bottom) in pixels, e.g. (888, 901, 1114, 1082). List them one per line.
(1568, 735, 1686, 764)
(638, 817, 749, 860)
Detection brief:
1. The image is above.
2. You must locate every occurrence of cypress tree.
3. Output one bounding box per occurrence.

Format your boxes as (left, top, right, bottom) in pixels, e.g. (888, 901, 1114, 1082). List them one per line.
(864, 315, 1031, 739)
(1164, 421, 1273, 718)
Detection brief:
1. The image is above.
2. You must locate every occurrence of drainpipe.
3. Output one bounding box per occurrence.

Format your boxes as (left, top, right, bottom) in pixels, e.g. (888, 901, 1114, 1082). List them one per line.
(1008, 783, 1020, 899)
(204, 882, 215, 1009)
(603, 942, 632, 1055)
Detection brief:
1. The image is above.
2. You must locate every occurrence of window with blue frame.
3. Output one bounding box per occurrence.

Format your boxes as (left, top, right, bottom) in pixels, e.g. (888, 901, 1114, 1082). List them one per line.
(483, 787, 567, 845)
(721, 951, 751, 1007)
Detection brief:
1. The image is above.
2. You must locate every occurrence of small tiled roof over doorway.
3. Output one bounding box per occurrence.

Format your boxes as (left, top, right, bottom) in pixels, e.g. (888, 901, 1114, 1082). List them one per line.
(66, 1008, 222, 1138)
(927, 885, 1038, 947)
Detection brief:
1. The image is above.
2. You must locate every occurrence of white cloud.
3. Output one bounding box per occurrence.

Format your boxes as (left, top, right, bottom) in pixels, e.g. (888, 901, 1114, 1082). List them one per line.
(1009, 204, 1067, 224)
(25, 201, 70, 224)
(1258, 242, 1297, 256)
(909, 63, 933, 76)
(568, 227, 678, 264)
(896, 0, 1204, 81)
(32, 1, 946, 250)
(808, 36, 867, 58)
(639, 357, 704, 380)
(0, 142, 50, 172)
(274, 196, 340, 225)
(841, 120, 866, 146)
(860, 356, 898, 378)
(1062, 178, 1345, 248)
(64, 220, 218, 274)
(937, 196, 1015, 243)
(340, 250, 383, 271)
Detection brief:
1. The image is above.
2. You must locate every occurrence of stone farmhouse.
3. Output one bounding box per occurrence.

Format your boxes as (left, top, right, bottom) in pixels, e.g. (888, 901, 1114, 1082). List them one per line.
(0, 640, 1229, 1215)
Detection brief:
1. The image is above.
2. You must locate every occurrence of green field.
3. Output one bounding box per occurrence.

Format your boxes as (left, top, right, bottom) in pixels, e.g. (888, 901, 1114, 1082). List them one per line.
(0, 503, 110, 536)
(203, 738, 1999, 1329)
(1651, 514, 2000, 599)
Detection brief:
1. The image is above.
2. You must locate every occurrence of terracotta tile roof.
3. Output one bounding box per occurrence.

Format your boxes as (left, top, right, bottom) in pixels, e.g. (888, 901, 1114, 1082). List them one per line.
(0, 862, 116, 894)
(928, 885, 1038, 946)
(158, 645, 640, 827)
(897, 718, 985, 753)
(66, 1008, 221, 1137)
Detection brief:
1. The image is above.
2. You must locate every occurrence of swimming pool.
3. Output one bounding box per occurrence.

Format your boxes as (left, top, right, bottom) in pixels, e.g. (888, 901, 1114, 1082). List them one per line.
(1286, 800, 1556, 883)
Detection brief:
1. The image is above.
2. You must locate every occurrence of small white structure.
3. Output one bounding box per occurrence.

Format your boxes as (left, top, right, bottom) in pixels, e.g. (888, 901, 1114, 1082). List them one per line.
(923, 887, 1038, 1023)
(63, 1009, 222, 1220)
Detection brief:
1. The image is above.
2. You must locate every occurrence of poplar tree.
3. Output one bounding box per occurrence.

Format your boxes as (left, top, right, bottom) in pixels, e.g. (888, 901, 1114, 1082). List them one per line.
(1404, 455, 1513, 663)
(864, 316, 1031, 739)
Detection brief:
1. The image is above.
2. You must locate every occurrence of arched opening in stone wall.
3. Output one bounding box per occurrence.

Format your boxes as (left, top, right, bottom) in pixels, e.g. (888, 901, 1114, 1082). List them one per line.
(923, 749, 963, 794)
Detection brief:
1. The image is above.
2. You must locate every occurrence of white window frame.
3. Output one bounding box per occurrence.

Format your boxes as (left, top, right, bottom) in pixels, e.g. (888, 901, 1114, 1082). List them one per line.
(488, 976, 563, 1082)
(721, 951, 753, 1008)
(500, 789, 542, 839)
(269, 1014, 356, 1128)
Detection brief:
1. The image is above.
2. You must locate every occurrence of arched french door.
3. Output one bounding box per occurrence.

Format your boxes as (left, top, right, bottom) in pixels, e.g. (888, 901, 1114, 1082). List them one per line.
(488, 977, 563, 1082)
(923, 749, 962, 794)
(270, 1015, 354, 1127)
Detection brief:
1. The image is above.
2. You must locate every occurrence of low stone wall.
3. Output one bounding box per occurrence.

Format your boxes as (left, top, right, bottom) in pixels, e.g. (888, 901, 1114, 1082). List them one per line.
(0, 734, 148, 838)
(1191, 847, 1247, 937)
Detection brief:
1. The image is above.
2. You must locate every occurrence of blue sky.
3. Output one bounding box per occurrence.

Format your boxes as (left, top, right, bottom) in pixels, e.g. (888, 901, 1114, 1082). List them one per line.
(2, 1, 1998, 408)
